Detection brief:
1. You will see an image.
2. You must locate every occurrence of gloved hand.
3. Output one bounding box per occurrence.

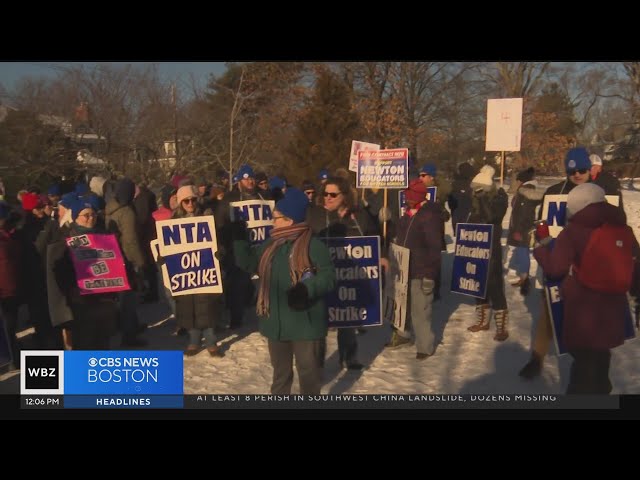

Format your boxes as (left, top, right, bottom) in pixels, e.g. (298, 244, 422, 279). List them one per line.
(378, 207, 393, 223)
(287, 282, 310, 311)
(534, 220, 552, 247)
(441, 209, 451, 222)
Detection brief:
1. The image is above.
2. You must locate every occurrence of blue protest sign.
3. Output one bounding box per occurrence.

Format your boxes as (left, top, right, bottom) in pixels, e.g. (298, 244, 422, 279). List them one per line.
(164, 248, 219, 293)
(154, 217, 223, 296)
(322, 236, 382, 328)
(356, 149, 409, 189)
(230, 199, 275, 246)
(426, 186, 437, 203)
(451, 223, 493, 298)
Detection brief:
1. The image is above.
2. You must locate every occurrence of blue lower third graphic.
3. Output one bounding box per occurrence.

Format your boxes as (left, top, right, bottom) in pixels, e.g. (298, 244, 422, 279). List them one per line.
(64, 351, 183, 395)
(64, 395, 183, 409)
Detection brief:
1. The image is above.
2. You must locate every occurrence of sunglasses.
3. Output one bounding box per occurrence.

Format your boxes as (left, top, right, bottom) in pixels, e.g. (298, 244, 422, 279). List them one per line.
(323, 192, 341, 198)
(567, 168, 589, 176)
(304, 190, 315, 195)
(182, 198, 197, 204)
(419, 173, 429, 177)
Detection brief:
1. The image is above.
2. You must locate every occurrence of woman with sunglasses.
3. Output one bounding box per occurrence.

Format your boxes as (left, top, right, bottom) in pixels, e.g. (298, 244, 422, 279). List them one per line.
(307, 176, 380, 370)
(50, 197, 118, 350)
(172, 185, 225, 357)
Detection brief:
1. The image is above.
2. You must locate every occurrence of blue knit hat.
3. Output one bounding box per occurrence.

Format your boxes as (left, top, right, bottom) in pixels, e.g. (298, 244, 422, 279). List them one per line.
(71, 196, 100, 221)
(318, 169, 329, 180)
(236, 164, 255, 180)
(269, 176, 286, 190)
(59, 192, 79, 209)
(275, 188, 309, 224)
(75, 182, 89, 196)
(420, 164, 437, 177)
(564, 147, 591, 172)
(47, 184, 61, 196)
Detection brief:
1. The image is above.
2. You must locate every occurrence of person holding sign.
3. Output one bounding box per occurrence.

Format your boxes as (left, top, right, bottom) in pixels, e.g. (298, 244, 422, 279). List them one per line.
(234, 188, 336, 394)
(465, 166, 510, 341)
(219, 164, 269, 330)
(590, 153, 626, 217)
(307, 177, 379, 370)
(172, 186, 225, 357)
(519, 148, 592, 379)
(507, 167, 543, 296)
(419, 164, 450, 295)
(387, 179, 443, 359)
(533, 183, 640, 393)
(50, 197, 118, 350)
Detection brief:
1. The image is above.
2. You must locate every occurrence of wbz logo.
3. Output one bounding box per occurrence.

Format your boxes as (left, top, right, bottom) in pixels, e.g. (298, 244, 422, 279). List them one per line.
(20, 351, 64, 394)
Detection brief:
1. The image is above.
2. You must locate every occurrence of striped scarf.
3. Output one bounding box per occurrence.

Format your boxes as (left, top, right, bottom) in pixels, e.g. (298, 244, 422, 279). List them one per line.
(257, 223, 313, 317)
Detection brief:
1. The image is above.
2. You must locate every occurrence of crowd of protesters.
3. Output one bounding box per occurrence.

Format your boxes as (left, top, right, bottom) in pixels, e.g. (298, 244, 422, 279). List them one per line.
(0, 146, 638, 395)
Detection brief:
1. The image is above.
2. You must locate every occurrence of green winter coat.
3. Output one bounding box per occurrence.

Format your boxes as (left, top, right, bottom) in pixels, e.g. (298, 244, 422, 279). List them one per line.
(234, 236, 336, 341)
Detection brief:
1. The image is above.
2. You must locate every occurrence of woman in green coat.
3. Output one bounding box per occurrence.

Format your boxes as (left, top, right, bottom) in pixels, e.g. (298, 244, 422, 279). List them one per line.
(234, 188, 336, 395)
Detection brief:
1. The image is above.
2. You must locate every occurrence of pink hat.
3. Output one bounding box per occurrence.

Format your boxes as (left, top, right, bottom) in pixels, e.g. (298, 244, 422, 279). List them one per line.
(404, 178, 427, 203)
(176, 185, 198, 205)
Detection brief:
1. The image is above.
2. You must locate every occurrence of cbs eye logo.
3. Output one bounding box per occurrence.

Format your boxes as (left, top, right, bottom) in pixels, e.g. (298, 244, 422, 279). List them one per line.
(88, 358, 98, 367)
(20, 351, 64, 395)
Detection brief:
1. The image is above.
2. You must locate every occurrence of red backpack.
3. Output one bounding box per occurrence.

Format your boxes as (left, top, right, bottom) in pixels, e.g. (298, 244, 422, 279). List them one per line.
(573, 223, 635, 294)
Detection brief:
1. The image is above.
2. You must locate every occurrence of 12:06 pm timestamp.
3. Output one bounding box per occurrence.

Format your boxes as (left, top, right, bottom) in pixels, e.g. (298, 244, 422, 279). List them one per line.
(21, 396, 62, 408)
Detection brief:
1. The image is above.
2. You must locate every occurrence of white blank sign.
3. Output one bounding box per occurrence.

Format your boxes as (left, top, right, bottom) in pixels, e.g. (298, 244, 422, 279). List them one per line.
(485, 98, 523, 152)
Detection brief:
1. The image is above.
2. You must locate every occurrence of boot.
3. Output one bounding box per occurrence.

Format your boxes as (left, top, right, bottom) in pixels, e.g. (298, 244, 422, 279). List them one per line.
(493, 309, 509, 341)
(519, 353, 543, 379)
(468, 304, 491, 332)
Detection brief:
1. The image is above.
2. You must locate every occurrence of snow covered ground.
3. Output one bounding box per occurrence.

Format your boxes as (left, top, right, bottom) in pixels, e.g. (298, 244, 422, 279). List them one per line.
(2, 177, 640, 395)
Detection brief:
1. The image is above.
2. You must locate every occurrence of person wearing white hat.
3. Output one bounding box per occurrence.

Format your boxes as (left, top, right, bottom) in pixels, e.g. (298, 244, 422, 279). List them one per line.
(589, 153, 625, 217)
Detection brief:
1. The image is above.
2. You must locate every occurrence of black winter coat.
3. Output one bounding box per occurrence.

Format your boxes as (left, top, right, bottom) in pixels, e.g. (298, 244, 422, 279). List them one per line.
(507, 182, 543, 247)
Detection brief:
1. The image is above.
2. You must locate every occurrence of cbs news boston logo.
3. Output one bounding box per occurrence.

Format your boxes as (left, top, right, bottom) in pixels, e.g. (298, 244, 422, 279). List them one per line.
(21, 351, 183, 398)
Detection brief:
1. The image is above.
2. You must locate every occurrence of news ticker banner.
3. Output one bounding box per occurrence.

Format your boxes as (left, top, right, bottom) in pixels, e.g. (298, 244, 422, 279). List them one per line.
(20, 393, 620, 410)
(20, 350, 183, 409)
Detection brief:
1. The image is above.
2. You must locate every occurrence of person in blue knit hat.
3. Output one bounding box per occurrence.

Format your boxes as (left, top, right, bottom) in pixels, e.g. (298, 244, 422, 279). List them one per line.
(269, 176, 287, 202)
(48, 195, 119, 350)
(519, 146, 592, 380)
(237, 164, 255, 180)
(318, 169, 329, 184)
(564, 147, 591, 173)
(75, 182, 90, 197)
(233, 187, 336, 394)
(47, 184, 62, 206)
